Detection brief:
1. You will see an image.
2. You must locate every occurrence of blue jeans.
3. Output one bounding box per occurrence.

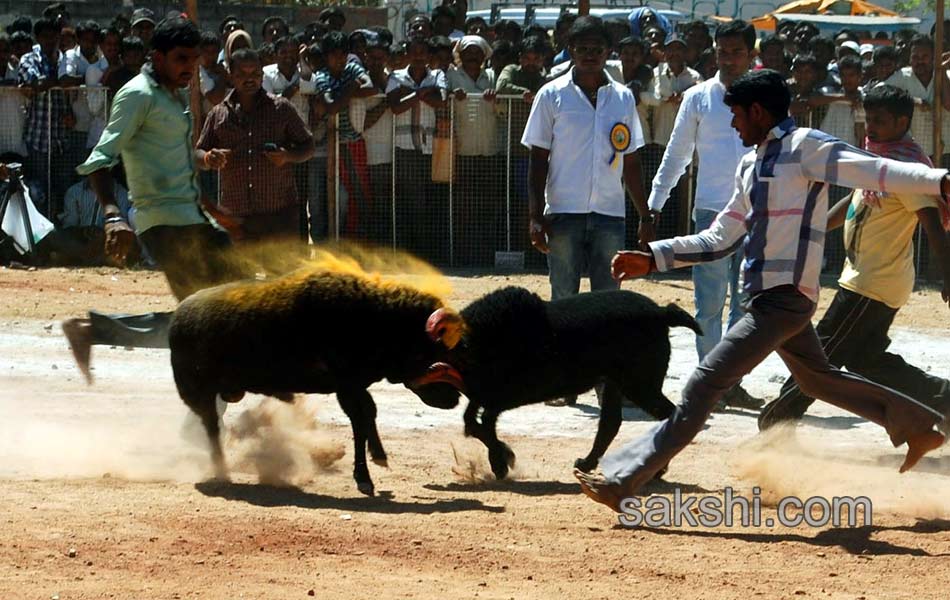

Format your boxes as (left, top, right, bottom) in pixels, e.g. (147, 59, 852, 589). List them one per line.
(546, 213, 625, 301)
(692, 208, 745, 361)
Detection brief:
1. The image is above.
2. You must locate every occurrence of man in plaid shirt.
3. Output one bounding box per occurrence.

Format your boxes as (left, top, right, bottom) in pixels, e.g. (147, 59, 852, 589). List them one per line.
(18, 17, 72, 218)
(577, 70, 950, 510)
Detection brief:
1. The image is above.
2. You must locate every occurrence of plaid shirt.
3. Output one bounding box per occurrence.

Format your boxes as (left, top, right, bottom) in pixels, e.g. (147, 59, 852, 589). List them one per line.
(196, 89, 313, 216)
(17, 47, 69, 154)
(650, 118, 948, 302)
(314, 62, 366, 143)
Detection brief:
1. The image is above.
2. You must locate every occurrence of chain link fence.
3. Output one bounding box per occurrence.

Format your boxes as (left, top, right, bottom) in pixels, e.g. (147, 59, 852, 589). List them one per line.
(2, 85, 946, 282)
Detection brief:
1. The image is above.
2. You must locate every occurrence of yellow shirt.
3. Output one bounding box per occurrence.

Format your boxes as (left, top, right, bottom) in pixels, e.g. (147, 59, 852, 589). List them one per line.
(838, 188, 938, 308)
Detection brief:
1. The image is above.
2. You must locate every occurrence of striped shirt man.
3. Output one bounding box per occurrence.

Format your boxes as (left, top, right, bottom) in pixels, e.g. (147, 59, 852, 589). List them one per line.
(649, 117, 948, 303)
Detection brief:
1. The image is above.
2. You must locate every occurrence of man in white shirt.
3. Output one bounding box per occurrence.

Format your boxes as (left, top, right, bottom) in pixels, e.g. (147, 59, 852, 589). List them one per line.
(522, 16, 648, 406)
(642, 20, 761, 409)
(577, 70, 950, 510)
(385, 35, 448, 262)
(262, 36, 317, 125)
(882, 34, 950, 158)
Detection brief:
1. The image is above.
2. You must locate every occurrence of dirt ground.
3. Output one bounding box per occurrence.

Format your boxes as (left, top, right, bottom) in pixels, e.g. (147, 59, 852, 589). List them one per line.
(2, 264, 950, 600)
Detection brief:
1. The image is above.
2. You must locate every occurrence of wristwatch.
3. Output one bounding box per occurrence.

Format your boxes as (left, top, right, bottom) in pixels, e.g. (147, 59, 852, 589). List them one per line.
(530, 219, 545, 234)
(639, 213, 656, 224)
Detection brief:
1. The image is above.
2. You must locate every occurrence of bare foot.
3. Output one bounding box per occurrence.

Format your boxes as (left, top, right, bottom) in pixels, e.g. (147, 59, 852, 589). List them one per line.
(62, 318, 93, 385)
(900, 430, 945, 473)
(574, 468, 627, 513)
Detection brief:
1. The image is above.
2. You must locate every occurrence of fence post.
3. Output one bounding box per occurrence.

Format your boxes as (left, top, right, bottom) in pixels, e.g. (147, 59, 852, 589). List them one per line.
(506, 97, 512, 252)
(448, 99, 455, 267)
(391, 103, 397, 250)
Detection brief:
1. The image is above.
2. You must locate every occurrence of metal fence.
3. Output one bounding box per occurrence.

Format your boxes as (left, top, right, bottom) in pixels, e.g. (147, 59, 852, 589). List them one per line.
(2, 85, 946, 281)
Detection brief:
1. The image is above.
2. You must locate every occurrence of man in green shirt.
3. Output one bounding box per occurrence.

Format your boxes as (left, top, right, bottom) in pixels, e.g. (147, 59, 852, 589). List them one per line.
(62, 17, 246, 383)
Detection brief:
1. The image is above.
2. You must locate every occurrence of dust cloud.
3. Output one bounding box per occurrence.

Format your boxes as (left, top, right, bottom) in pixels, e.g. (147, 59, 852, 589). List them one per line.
(732, 425, 950, 519)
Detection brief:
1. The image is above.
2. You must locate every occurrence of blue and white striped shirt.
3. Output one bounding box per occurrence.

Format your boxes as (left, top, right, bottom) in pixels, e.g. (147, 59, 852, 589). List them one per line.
(649, 117, 947, 302)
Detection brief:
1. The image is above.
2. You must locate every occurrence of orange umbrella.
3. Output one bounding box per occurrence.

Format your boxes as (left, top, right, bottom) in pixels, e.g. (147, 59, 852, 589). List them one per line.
(751, 0, 898, 32)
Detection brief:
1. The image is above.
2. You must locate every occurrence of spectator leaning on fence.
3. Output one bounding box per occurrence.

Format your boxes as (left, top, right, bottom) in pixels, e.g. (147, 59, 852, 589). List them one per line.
(638, 33, 701, 243)
(313, 30, 375, 237)
(760, 84, 950, 431)
(882, 35, 950, 162)
(643, 20, 762, 410)
(810, 55, 866, 148)
(196, 48, 315, 243)
(105, 35, 145, 94)
(495, 35, 550, 266)
(348, 34, 394, 243)
(18, 16, 73, 220)
(448, 34, 500, 266)
(522, 16, 647, 407)
(130, 8, 155, 49)
(386, 35, 448, 262)
(0, 33, 27, 158)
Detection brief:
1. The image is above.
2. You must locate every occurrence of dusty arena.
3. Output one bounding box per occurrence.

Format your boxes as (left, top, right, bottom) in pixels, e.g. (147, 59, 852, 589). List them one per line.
(2, 265, 950, 599)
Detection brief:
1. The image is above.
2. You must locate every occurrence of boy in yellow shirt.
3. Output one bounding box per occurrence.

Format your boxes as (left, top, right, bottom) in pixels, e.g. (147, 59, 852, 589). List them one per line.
(760, 84, 950, 430)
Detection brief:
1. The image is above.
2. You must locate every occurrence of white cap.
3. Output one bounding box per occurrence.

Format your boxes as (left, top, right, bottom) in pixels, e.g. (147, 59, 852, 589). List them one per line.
(840, 40, 860, 54)
(859, 43, 875, 56)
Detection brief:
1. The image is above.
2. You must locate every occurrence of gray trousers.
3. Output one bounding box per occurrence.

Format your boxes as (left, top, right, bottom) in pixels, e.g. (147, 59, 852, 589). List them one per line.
(600, 285, 943, 492)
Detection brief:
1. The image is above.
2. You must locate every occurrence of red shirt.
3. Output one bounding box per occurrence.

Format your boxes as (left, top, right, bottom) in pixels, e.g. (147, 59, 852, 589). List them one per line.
(197, 89, 313, 216)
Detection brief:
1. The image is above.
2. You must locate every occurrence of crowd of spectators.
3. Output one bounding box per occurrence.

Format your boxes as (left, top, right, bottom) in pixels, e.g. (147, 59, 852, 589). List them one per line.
(1, 2, 949, 268)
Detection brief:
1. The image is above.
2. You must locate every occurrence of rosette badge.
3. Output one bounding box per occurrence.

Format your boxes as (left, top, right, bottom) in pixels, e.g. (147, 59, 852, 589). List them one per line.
(609, 122, 631, 170)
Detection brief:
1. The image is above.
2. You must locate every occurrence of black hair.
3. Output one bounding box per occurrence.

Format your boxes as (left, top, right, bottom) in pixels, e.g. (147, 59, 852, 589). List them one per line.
(199, 31, 220, 48)
(465, 16, 487, 30)
(567, 15, 610, 47)
(809, 36, 835, 55)
(76, 20, 101, 40)
(555, 12, 577, 31)
(219, 15, 241, 35)
(759, 33, 784, 52)
(493, 19, 521, 35)
(874, 31, 889, 40)
(520, 34, 551, 55)
(524, 24, 548, 41)
(715, 19, 755, 50)
(228, 47, 260, 69)
(432, 5, 456, 23)
(792, 53, 819, 70)
(835, 28, 859, 42)
(618, 35, 647, 53)
(392, 40, 409, 55)
(794, 22, 819, 36)
(909, 34, 934, 52)
(491, 39, 516, 61)
(151, 17, 200, 54)
(837, 54, 862, 73)
(120, 35, 145, 55)
(262, 16, 288, 38)
(7, 16, 33, 36)
(872, 45, 898, 63)
(428, 35, 454, 52)
(723, 69, 791, 122)
(43, 2, 68, 19)
(369, 26, 393, 47)
(321, 30, 349, 54)
(33, 17, 60, 37)
(863, 84, 914, 122)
